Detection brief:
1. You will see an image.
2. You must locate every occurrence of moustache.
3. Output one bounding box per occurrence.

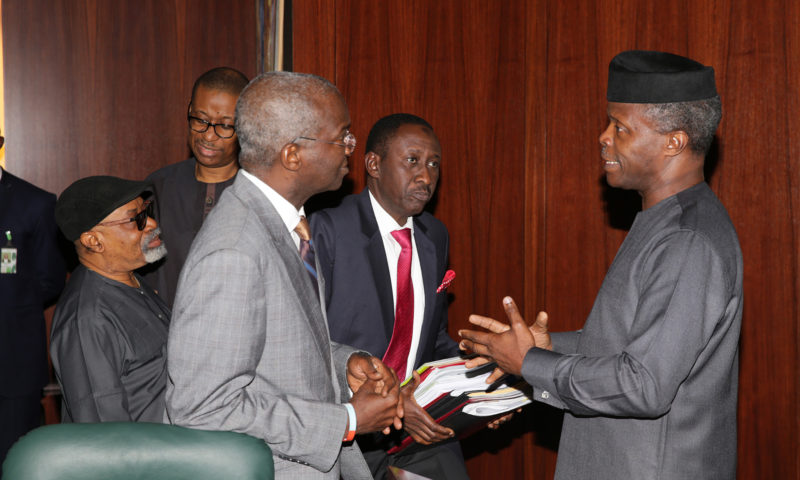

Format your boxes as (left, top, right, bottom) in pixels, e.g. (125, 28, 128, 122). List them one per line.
(142, 227, 162, 247)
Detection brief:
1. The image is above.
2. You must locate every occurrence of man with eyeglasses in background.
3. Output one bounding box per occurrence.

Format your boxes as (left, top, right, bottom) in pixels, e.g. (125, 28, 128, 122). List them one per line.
(50, 176, 169, 423)
(141, 67, 248, 308)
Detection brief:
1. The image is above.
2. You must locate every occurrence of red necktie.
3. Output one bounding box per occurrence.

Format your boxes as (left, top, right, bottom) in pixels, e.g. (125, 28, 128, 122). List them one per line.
(383, 228, 414, 380)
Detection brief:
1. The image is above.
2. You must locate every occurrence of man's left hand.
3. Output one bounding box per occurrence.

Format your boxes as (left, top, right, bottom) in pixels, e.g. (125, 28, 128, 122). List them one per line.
(400, 371, 454, 444)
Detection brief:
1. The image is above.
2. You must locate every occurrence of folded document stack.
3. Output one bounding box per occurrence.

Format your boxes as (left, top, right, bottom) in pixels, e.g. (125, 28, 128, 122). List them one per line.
(388, 356, 533, 454)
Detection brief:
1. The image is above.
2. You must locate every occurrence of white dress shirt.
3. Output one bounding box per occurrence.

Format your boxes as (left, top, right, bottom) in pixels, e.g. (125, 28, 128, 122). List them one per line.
(368, 191, 425, 381)
(240, 170, 306, 248)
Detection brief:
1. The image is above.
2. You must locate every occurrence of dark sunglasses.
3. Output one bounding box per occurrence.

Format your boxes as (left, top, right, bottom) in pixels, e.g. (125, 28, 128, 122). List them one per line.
(98, 201, 153, 231)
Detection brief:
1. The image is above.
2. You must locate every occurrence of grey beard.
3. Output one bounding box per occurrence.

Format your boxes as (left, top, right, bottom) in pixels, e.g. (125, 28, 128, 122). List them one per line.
(142, 227, 168, 263)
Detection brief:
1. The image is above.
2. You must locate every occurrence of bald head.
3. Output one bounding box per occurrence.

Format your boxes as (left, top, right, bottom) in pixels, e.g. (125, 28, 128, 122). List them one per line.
(235, 72, 345, 172)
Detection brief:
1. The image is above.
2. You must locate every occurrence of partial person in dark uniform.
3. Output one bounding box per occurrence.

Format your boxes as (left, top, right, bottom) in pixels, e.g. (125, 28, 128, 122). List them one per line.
(141, 67, 248, 307)
(312, 114, 470, 480)
(51, 176, 169, 423)
(0, 131, 66, 468)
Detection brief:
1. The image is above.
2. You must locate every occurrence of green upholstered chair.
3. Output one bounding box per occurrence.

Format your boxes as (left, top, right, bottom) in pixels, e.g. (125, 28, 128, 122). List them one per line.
(1, 422, 274, 480)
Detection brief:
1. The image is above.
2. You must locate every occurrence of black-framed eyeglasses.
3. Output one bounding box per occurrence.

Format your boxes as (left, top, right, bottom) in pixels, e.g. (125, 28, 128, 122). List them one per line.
(293, 131, 357, 156)
(98, 201, 153, 231)
(187, 115, 236, 139)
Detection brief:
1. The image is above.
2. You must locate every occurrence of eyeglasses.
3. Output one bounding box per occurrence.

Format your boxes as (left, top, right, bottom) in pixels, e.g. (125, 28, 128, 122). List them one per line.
(98, 201, 153, 231)
(293, 131, 357, 156)
(187, 115, 236, 139)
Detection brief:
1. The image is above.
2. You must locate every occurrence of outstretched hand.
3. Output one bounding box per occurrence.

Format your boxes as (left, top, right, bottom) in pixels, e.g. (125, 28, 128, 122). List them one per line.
(459, 297, 541, 376)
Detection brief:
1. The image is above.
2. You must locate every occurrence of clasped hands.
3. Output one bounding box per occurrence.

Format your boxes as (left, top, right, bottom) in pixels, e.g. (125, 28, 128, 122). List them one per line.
(346, 354, 454, 444)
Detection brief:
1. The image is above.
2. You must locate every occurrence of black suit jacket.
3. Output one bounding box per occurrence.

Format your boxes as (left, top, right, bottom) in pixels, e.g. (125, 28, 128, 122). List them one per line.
(311, 188, 460, 372)
(0, 168, 65, 396)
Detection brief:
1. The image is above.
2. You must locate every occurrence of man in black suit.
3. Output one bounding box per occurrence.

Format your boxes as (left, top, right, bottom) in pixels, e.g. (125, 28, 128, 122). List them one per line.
(312, 114, 469, 480)
(0, 138, 66, 467)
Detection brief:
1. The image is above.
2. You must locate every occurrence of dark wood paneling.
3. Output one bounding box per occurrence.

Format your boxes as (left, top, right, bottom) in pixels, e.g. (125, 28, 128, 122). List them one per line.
(2, 0, 258, 196)
(295, 0, 799, 479)
(722, 1, 797, 478)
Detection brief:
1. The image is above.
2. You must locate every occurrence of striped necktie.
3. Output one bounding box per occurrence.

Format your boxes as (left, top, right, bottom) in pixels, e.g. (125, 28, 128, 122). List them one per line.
(382, 228, 414, 380)
(294, 216, 318, 289)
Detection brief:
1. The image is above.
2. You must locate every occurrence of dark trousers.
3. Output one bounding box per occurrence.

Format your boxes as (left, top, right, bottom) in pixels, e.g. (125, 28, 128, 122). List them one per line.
(361, 438, 471, 480)
(0, 393, 42, 473)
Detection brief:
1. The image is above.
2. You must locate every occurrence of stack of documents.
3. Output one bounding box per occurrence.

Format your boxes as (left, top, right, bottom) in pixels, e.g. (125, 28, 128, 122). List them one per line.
(387, 356, 533, 454)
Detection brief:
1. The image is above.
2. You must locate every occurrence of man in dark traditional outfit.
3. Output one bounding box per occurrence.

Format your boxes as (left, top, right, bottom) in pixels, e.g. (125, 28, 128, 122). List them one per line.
(52, 176, 169, 423)
(141, 67, 248, 308)
(460, 50, 742, 479)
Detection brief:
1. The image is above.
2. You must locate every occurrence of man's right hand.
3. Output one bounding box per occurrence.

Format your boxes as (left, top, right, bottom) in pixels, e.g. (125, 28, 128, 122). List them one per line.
(349, 377, 403, 434)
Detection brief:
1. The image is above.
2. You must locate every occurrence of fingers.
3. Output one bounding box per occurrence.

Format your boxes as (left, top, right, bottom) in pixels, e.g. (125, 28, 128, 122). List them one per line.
(468, 314, 511, 333)
(392, 394, 404, 430)
(458, 328, 494, 352)
(487, 412, 515, 429)
(504, 297, 536, 345)
(463, 355, 491, 369)
(403, 398, 454, 444)
(533, 311, 549, 331)
(486, 366, 506, 384)
(457, 337, 492, 357)
(502, 296, 526, 327)
(369, 357, 398, 396)
(401, 371, 421, 395)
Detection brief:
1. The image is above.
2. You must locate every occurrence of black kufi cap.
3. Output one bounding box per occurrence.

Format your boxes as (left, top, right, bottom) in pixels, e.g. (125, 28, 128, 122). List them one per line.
(607, 50, 718, 103)
(56, 176, 153, 241)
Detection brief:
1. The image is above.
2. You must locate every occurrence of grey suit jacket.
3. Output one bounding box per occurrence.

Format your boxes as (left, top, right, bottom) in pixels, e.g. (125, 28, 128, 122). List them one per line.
(165, 172, 372, 479)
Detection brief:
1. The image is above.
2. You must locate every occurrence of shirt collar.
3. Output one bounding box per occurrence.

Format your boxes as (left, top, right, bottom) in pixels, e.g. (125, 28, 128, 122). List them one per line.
(240, 169, 305, 233)
(368, 189, 414, 238)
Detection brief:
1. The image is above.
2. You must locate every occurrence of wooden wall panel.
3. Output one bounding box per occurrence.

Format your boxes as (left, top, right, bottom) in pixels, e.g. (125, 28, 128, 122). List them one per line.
(722, 1, 797, 478)
(2, 0, 258, 196)
(295, 0, 800, 478)
(786, 2, 800, 477)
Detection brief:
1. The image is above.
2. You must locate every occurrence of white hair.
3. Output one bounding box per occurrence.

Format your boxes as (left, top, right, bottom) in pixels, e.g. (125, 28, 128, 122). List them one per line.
(235, 71, 343, 171)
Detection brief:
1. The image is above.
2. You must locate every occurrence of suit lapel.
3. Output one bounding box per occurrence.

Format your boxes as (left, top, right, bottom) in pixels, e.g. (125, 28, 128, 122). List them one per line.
(413, 218, 438, 367)
(234, 175, 332, 370)
(356, 190, 396, 343)
(0, 170, 15, 224)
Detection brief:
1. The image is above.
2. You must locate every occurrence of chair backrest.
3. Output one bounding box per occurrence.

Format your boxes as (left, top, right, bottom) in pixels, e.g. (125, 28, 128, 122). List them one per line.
(1, 422, 273, 480)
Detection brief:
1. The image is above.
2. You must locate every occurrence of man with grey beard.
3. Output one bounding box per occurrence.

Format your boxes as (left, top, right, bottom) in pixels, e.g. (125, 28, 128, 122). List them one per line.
(51, 176, 170, 423)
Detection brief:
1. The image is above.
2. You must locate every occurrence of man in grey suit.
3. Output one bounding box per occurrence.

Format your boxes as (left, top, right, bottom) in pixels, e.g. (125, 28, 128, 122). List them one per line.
(460, 51, 742, 479)
(166, 72, 402, 479)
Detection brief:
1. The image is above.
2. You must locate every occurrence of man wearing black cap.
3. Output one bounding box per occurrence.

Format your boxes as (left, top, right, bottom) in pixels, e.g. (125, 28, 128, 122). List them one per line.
(459, 50, 742, 479)
(51, 176, 170, 423)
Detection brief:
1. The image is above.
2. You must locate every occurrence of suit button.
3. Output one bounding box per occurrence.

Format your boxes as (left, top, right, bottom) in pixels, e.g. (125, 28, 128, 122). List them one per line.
(541, 391, 550, 399)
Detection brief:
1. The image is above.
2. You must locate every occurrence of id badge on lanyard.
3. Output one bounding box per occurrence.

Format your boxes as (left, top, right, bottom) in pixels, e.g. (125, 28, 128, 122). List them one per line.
(2, 230, 17, 274)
